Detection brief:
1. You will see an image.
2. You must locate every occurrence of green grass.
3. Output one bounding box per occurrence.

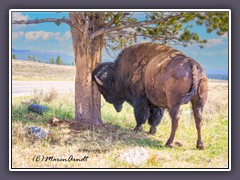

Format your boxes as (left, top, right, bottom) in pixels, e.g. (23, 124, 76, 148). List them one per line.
(11, 82, 229, 169)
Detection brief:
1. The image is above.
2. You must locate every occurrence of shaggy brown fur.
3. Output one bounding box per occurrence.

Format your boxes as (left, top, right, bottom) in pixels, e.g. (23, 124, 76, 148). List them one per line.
(92, 42, 208, 150)
(145, 52, 208, 149)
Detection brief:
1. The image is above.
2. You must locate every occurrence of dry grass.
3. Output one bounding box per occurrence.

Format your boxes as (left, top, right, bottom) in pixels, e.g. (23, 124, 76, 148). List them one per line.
(33, 88, 58, 103)
(11, 81, 229, 169)
(12, 59, 75, 81)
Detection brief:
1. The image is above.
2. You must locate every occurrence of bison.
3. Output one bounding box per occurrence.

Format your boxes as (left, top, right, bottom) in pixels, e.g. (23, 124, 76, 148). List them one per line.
(92, 43, 208, 150)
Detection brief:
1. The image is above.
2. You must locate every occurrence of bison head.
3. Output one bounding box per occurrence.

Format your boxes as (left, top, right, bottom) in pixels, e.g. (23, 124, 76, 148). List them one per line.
(92, 62, 124, 112)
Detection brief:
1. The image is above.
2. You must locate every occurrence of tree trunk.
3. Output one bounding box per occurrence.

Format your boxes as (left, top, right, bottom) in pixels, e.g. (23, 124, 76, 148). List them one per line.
(69, 12, 104, 125)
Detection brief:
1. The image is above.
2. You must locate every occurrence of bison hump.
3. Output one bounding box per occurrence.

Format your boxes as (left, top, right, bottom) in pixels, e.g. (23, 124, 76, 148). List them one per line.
(130, 44, 182, 84)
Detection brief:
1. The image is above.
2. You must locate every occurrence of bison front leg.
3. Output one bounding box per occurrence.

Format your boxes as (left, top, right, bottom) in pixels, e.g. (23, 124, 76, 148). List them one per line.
(133, 96, 150, 132)
(165, 105, 181, 148)
(148, 106, 165, 135)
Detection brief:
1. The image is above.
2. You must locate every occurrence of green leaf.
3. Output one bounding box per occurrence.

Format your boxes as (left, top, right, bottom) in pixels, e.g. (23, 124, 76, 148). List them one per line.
(55, 21, 61, 26)
(192, 33, 199, 41)
(202, 39, 207, 43)
(196, 20, 203, 25)
(207, 28, 213, 33)
(136, 27, 142, 33)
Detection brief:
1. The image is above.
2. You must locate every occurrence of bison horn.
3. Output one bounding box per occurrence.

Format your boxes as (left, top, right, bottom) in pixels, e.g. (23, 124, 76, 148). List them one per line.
(94, 75, 103, 86)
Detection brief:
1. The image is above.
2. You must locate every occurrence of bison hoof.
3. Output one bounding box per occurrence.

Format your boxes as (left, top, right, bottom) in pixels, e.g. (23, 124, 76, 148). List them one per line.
(148, 127, 156, 135)
(197, 141, 204, 150)
(165, 142, 183, 148)
(134, 125, 143, 132)
(165, 143, 174, 148)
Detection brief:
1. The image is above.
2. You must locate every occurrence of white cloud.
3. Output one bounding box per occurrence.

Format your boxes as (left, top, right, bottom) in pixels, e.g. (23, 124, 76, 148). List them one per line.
(55, 31, 71, 42)
(206, 38, 224, 47)
(25, 31, 59, 41)
(24, 31, 72, 42)
(12, 12, 28, 21)
(55, 32, 61, 36)
(222, 32, 228, 38)
(201, 48, 228, 57)
(12, 31, 25, 40)
(206, 32, 229, 47)
(12, 12, 32, 30)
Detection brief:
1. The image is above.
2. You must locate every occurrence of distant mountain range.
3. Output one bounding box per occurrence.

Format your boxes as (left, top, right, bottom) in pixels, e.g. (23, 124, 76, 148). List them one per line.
(12, 49, 74, 65)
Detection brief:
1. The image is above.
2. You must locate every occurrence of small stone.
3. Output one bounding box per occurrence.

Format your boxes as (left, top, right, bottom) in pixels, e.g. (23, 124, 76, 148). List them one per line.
(49, 116, 60, 126)
(117, 147, 149, 166)
(28, 104, 48, 114)
(27, 126, 52, 140)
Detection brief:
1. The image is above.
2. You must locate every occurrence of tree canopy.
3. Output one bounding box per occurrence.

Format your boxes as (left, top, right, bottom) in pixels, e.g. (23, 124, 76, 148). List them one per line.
(13, 11, 228, 53)
(101, 12, 228, 55)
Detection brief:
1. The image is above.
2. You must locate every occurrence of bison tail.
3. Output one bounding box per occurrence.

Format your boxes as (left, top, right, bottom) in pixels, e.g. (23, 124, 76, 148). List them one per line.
(180, 64, 199, 104)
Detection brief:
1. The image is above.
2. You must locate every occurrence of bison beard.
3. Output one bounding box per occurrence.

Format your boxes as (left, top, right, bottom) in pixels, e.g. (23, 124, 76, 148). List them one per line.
(92, 43, 208, 150)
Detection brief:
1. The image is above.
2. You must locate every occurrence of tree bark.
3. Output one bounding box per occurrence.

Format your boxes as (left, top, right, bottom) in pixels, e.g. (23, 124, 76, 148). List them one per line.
(70, 12, 104, 125)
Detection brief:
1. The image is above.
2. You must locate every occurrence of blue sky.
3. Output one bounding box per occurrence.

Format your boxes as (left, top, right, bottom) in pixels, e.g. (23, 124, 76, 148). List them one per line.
(12, 11, 229, 74)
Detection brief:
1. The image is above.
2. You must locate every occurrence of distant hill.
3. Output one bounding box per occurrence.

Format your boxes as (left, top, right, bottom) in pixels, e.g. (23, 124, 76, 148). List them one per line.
(12, 59, 75, 81)
(206, 74, 228, 81)
(12, 49, 74, 65)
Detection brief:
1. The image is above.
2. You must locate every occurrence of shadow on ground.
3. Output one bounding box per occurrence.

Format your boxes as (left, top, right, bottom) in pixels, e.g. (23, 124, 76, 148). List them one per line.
(49, 120, 164, 153)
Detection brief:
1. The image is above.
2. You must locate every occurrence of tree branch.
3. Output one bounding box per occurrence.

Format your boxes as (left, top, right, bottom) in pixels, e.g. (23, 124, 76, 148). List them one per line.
(12, 17, 86, 38)
(90, 14, 180, 40)
(103, 13, 122, 28)
(104, 44, 117, 59)
(12, 18, 71, 26)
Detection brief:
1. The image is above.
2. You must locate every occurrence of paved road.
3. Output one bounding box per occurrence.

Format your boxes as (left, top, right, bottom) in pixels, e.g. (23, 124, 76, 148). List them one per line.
(12, 81, 75, 97)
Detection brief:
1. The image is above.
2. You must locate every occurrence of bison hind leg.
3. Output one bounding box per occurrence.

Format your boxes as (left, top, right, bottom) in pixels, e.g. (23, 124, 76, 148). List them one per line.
(148, 106, 165, 135)
(133, 96, 150, 132)
(191, 94, 207, 150)
(165, 105, 181, 148)
(191, 77, 207, 150)
(191, 97, 205, 150)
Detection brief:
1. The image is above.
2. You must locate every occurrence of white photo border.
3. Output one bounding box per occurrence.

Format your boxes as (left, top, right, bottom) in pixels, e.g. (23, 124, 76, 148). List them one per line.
(9, 9, 231, 171)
